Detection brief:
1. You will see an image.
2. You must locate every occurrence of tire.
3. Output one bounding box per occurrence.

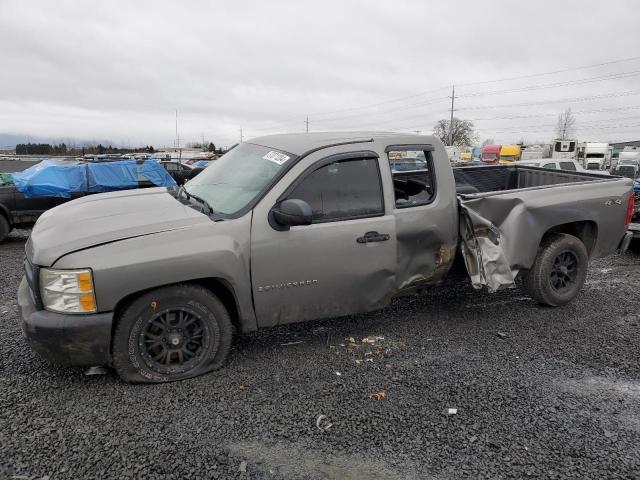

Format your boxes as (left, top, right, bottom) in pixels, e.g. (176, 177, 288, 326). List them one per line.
(112, 284, 232, 383)
(523, 233, 588, 307)
(0, 214, 10, 243)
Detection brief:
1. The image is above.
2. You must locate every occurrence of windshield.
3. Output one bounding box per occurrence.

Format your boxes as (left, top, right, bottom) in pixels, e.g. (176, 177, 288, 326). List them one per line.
(619, 159, 639, 166)
(500, 156, 516, 162)
(184, 142, 294, 215)
(483, 153, 497, 159)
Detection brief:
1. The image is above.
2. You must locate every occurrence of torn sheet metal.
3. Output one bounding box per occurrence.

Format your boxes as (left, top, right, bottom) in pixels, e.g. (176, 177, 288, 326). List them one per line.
(458, 202, 517, 292)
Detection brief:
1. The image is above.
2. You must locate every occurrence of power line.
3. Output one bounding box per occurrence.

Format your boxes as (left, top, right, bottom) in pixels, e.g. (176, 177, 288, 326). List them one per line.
(470, 105, 640, 121)
(457, 89, 640, 111)
(458, 70, 640, 99)
(488, 121, 640, 134)
(309, 95, 449, 126)
(296, 75, 640, 130)
(247, 55, 640, 130)
(456, 55, 640, 87)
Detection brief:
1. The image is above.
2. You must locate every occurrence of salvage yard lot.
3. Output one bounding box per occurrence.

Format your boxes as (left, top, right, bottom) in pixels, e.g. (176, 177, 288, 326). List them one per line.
(1, 229, 639, 479)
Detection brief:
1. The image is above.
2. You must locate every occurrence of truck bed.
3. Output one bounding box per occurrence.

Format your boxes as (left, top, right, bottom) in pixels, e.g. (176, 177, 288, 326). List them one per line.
(452, 164, 632, 292)
(453, 164, 613, 194)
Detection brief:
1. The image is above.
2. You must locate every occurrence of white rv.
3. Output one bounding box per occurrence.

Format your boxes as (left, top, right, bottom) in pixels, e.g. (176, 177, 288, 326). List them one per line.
(551, 139, 578, 160)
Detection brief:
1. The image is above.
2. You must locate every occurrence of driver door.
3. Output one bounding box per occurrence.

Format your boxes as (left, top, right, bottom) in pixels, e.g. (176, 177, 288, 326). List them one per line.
(250, 150, 396, 327)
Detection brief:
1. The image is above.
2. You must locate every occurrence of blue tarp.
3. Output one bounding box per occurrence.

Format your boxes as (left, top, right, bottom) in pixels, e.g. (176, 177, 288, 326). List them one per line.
(87, 159, 139, 192)
(12, 159, 176, 198)
(137, 160, 177, 188)
(634, 180, 640, 193)
(12, 160, 86, 198)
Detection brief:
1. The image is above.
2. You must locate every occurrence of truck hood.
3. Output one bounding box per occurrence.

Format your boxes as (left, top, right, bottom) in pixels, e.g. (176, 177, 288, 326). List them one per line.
(27, 187, 211, 266)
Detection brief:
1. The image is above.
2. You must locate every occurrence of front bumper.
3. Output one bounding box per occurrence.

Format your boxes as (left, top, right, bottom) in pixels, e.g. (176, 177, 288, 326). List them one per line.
(18, 277, 113, 366)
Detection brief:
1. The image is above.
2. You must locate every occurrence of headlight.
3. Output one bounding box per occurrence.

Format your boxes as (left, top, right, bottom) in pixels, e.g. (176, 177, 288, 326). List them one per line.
(39, 268, 97, 314)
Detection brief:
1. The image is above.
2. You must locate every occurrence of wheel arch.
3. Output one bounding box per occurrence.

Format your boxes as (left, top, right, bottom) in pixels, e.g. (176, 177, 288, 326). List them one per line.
(111, 277, 247, 345)
(540, 220, 598, 256)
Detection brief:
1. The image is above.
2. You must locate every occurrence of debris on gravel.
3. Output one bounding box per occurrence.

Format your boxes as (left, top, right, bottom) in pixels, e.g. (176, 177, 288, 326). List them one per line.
(1, 228, 640, 479)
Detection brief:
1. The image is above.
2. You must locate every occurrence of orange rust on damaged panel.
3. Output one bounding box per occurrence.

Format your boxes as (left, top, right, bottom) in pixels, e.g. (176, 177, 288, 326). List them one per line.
(435, 244, 452, 268)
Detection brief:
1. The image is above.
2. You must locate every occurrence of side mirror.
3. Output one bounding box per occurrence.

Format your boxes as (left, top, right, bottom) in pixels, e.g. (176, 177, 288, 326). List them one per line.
(271, 199, 313, 229)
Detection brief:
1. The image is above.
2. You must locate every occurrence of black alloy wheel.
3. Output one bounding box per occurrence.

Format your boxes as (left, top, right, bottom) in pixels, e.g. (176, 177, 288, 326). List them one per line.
(112, 284, 233, 383)
(549, 251, 579, 292)
(523, 233, 588, 307)
(139, 307, 210, 375)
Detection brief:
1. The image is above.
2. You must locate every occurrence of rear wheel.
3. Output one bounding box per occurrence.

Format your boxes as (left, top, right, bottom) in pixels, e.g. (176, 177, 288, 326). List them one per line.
(0, 214, 10, 243)
(523, 233, 588, 307)
(112, 284, 232, 383)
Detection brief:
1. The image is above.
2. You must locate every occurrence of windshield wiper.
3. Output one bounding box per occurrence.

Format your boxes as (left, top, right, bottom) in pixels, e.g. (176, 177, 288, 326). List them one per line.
(178, 185, 213, 215)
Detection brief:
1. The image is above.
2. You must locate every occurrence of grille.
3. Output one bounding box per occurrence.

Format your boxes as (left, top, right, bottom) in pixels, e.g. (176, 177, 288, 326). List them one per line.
(616, 166, 637, 179)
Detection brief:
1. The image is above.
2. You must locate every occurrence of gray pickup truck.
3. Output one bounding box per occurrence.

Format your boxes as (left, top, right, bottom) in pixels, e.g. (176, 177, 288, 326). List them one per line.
(18, 133, 634, 383)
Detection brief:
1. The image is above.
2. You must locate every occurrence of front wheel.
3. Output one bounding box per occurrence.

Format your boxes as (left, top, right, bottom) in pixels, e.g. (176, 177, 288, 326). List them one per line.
(112, 284, 232, 383)
(523, 233, 588, 307)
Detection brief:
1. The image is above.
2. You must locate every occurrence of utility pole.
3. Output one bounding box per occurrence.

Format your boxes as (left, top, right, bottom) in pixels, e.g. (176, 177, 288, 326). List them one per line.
(305, 116, 309, 133)
(175, 110, 179, 148)
(240, 127, 243, 143)
(448, 85, 455, 146)
(175, 109, 181, 163)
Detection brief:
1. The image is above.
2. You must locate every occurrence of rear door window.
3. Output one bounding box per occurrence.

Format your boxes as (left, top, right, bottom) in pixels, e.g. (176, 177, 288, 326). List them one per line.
(287, 157, 383, 223)
(542, 162, 557, 169)
(387, 149, 435, 208)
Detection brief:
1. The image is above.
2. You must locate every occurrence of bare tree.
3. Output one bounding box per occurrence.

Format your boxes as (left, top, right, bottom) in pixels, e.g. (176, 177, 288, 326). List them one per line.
(482, 138, 495, 146)
(555, 108, 576, 140)
(433, 117, 477, 146)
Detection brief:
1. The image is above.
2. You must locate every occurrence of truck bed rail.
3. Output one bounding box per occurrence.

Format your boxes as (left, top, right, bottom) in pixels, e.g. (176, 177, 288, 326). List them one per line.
(453, 165, 614, 195)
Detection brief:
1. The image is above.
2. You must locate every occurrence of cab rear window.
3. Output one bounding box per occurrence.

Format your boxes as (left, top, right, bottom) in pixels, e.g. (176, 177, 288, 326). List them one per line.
(387, 149, 435, 208)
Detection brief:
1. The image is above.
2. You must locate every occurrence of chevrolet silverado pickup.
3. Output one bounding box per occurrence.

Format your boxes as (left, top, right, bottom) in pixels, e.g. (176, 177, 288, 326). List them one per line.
(18, 133, 634, 383)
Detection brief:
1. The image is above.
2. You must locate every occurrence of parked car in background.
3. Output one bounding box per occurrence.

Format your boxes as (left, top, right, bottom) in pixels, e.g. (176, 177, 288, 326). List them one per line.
(521, 144, 551, 161)
(481, 144, 501, 164)
(0, 159, 176, 242)
(459, 147, 473, 161)
(499, 144, 522, 164)
(18, 132, 633, 383)
(192, 160, 211, 168)
(612, 155, 640, 179)
(160, 161, 201, 185)
(516, 159, 594, 173)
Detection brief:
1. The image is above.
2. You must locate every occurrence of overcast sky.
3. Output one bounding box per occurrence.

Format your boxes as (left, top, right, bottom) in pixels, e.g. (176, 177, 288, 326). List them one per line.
(1, 0, 640, 148)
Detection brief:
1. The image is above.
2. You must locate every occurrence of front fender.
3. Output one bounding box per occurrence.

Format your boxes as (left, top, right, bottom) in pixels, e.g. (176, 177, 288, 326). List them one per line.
(52, 216, 256, 331)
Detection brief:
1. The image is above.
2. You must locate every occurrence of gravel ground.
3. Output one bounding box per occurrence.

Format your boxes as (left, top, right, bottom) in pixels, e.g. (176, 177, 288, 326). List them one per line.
(1, 229, 639, 479)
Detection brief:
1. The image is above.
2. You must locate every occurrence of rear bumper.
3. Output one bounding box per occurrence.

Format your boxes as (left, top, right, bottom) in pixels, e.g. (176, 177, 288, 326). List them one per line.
(18, 277, 113, 366)
(627, 223, 640, 239)
(619, 229, 634, 252)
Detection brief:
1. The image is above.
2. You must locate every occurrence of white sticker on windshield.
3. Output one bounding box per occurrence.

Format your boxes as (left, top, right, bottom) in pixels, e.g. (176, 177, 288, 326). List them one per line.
(263, 150, 290, 165)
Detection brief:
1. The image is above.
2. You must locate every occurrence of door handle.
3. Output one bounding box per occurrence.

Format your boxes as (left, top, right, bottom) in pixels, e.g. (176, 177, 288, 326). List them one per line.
(357, 231, 390, 244)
